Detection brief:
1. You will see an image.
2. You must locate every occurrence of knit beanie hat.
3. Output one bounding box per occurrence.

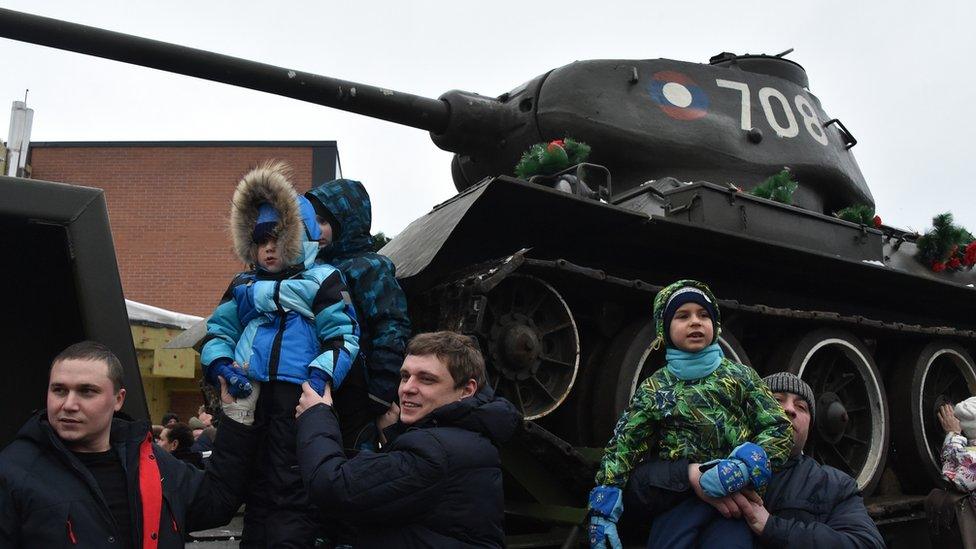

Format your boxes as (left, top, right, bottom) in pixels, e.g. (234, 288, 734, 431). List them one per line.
(954, 396, 976, 439)
(252, 202, 280, 243)
(763, 372, 816, 420)
(663, 287, 719, 346)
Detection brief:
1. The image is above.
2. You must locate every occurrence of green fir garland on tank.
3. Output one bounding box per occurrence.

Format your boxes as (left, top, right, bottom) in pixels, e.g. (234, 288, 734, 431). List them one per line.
(750, 168, 798, 205)
(514, 138, 591, 179)
(915, 212, 976, 273)
(835, 204, 883, 228)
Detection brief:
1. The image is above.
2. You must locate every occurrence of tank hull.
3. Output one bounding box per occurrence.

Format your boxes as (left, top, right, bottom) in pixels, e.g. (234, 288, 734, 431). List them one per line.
(384, 176, 976, 503)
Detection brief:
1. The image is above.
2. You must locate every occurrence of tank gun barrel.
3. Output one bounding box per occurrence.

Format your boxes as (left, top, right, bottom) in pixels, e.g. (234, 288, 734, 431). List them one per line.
(0, 8, 450, 133)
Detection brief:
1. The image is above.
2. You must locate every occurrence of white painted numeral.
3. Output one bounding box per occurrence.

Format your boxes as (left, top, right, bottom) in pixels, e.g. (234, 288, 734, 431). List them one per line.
(714, 78, 828, 146)
(794, 95, 828, 145)
(758, 87, 799, 138)
(716, 79, 751, 131)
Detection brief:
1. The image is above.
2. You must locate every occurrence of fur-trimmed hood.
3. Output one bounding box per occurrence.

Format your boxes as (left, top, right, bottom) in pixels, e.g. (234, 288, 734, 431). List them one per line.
(230, 161, 320, 269)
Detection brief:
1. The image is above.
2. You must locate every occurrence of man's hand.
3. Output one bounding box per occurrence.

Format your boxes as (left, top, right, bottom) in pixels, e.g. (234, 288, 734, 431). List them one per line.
(296, 381, 333, 418)
(377, 401, 400, 431)
(219, 375, 260, 426)
(208, 359, 252, 398)
(688, 463, 762, 518)
(732, 492, 770, 535)
(939, 403, 962, 434)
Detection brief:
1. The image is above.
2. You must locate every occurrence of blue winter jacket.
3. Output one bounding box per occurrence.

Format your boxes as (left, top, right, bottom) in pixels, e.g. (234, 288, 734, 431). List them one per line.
(306, 179, 411, 411)
(202, 164, 360, 387)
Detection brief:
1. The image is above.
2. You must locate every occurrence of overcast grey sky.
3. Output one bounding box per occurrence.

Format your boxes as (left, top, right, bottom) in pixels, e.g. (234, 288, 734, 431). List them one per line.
(2, 1, 975, 236)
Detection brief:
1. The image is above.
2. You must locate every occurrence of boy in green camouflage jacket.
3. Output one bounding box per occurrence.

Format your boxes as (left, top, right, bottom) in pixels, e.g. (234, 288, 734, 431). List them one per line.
(588, 280, 793, 549)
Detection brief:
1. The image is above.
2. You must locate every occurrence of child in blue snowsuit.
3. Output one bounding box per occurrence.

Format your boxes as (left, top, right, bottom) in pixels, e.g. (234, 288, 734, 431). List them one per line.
(201, 161, 360, 547)
(305, 179, 411, 448)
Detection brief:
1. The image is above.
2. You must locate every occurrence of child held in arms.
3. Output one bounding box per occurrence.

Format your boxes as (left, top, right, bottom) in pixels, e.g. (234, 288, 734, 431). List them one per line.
(588, 280, 793, 549)
(200, 161, 359, 546)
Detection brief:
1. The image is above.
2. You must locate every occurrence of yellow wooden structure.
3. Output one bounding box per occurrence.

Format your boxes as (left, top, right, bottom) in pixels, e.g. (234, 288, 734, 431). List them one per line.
(130, 323, 202, 424)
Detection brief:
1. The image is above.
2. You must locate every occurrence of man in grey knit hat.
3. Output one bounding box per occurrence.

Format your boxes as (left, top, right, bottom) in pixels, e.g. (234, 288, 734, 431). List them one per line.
(621, 371, 884, 548)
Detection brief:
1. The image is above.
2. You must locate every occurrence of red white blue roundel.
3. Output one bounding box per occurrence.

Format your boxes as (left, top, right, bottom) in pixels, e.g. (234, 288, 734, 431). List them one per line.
(648, 71, 709, 120)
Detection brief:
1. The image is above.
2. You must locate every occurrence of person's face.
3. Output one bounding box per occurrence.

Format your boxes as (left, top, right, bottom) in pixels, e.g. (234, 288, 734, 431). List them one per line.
(398, 354, 477, 425)
(192, 429, 203, 440)
(668, 302, 714, 352)
(774, 391, 812, 457)
(256, 237, 284, 273)
(158, 428, 178, 452)
(47, 358, 125, 453)
(315, 215, 333, 250)
(198, 410, 212, 427)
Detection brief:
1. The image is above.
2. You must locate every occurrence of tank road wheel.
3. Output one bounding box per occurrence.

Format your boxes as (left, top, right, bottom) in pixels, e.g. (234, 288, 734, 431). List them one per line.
(482, 275, 580, 420)
(890, 341, 976, 492)
(589, 317, 751, 443)
(776, 329, 889, 493)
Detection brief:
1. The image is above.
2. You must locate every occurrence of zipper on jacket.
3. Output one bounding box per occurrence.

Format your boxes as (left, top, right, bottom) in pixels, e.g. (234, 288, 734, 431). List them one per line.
(66, 518, 78, 544)
(268, 280, 286, 380)
(164, 497, 180, 534)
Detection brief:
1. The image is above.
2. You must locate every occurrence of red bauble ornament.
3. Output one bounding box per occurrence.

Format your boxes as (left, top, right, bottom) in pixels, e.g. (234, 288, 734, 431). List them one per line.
(932, 261, 947, 273)
(872, 215, 882, 228)
(964, 241, 976, 266)
(948, 257, 962, 269)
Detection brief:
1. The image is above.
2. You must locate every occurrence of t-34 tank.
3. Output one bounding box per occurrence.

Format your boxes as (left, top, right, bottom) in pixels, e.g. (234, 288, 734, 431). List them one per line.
(4, 8, 973, 544)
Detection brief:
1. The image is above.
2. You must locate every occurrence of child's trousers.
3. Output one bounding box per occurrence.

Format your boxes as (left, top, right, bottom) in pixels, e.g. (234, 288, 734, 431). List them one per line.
(241, 381, 320, 548)
(647, 496, 754, 549)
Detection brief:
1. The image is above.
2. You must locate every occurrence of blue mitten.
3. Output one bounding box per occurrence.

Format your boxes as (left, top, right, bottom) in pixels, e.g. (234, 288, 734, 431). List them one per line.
(730, 441, 772, 489)
(308, 367, 332, 396)
(699, 459, 751, 498)
(206, 358, 252, 399)
(587, 485, 623, 549)
(699, 442, 771, 497)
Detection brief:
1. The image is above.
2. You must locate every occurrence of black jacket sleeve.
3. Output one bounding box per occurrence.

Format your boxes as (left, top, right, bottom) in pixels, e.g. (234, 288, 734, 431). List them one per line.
(760, 472, 884, 549)
(166, 414, 258, 532)
(0, 473, 20, 548)
(623, 457, 693, 518)
(296, 404, 446, 523)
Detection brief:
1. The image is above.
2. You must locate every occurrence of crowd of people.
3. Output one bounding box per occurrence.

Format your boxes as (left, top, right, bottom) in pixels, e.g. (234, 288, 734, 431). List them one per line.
(0, 160, 970, 548)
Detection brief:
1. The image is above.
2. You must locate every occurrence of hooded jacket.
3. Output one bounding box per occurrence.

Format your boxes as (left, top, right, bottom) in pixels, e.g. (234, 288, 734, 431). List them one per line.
(595, 280, 793, 488)
(0, 412, 256, 548)
(306, 179, 411, 411)
(296, 390, 521, 548)
(201, 163, 360, 386)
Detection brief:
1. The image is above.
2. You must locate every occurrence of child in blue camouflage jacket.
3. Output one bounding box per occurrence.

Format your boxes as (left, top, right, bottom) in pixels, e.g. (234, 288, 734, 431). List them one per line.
(306, 179, 411, 448)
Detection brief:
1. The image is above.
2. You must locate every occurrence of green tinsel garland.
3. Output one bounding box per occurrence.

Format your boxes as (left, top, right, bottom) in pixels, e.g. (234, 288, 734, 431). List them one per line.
(750, 168, 798, 205)
(915, 212, 976, 272)
(514, 138, 591, 179)
(835, 204, 881, 227)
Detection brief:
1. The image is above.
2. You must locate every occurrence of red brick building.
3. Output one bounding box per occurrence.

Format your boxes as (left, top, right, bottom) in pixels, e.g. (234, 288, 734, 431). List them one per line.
(29, 141, 339, 316)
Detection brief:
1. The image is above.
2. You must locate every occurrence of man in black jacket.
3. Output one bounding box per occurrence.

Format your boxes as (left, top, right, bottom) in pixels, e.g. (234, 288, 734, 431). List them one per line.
(622, 372, 884, 548)
(0, 341, 259, 548)
(295, 331, 521, 548)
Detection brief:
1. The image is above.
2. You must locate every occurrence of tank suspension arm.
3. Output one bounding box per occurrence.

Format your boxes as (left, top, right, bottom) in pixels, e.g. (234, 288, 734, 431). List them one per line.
(0, 8, 449, 133)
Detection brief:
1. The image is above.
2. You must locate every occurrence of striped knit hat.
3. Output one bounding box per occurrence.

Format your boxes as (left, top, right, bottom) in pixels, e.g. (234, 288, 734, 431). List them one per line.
(763, 372, 816, 420)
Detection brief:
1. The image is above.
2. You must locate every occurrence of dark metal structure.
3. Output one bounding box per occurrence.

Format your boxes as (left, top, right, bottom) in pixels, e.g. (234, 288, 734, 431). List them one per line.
(0, 176, 148, 447)
(3, 7, 973, 546)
